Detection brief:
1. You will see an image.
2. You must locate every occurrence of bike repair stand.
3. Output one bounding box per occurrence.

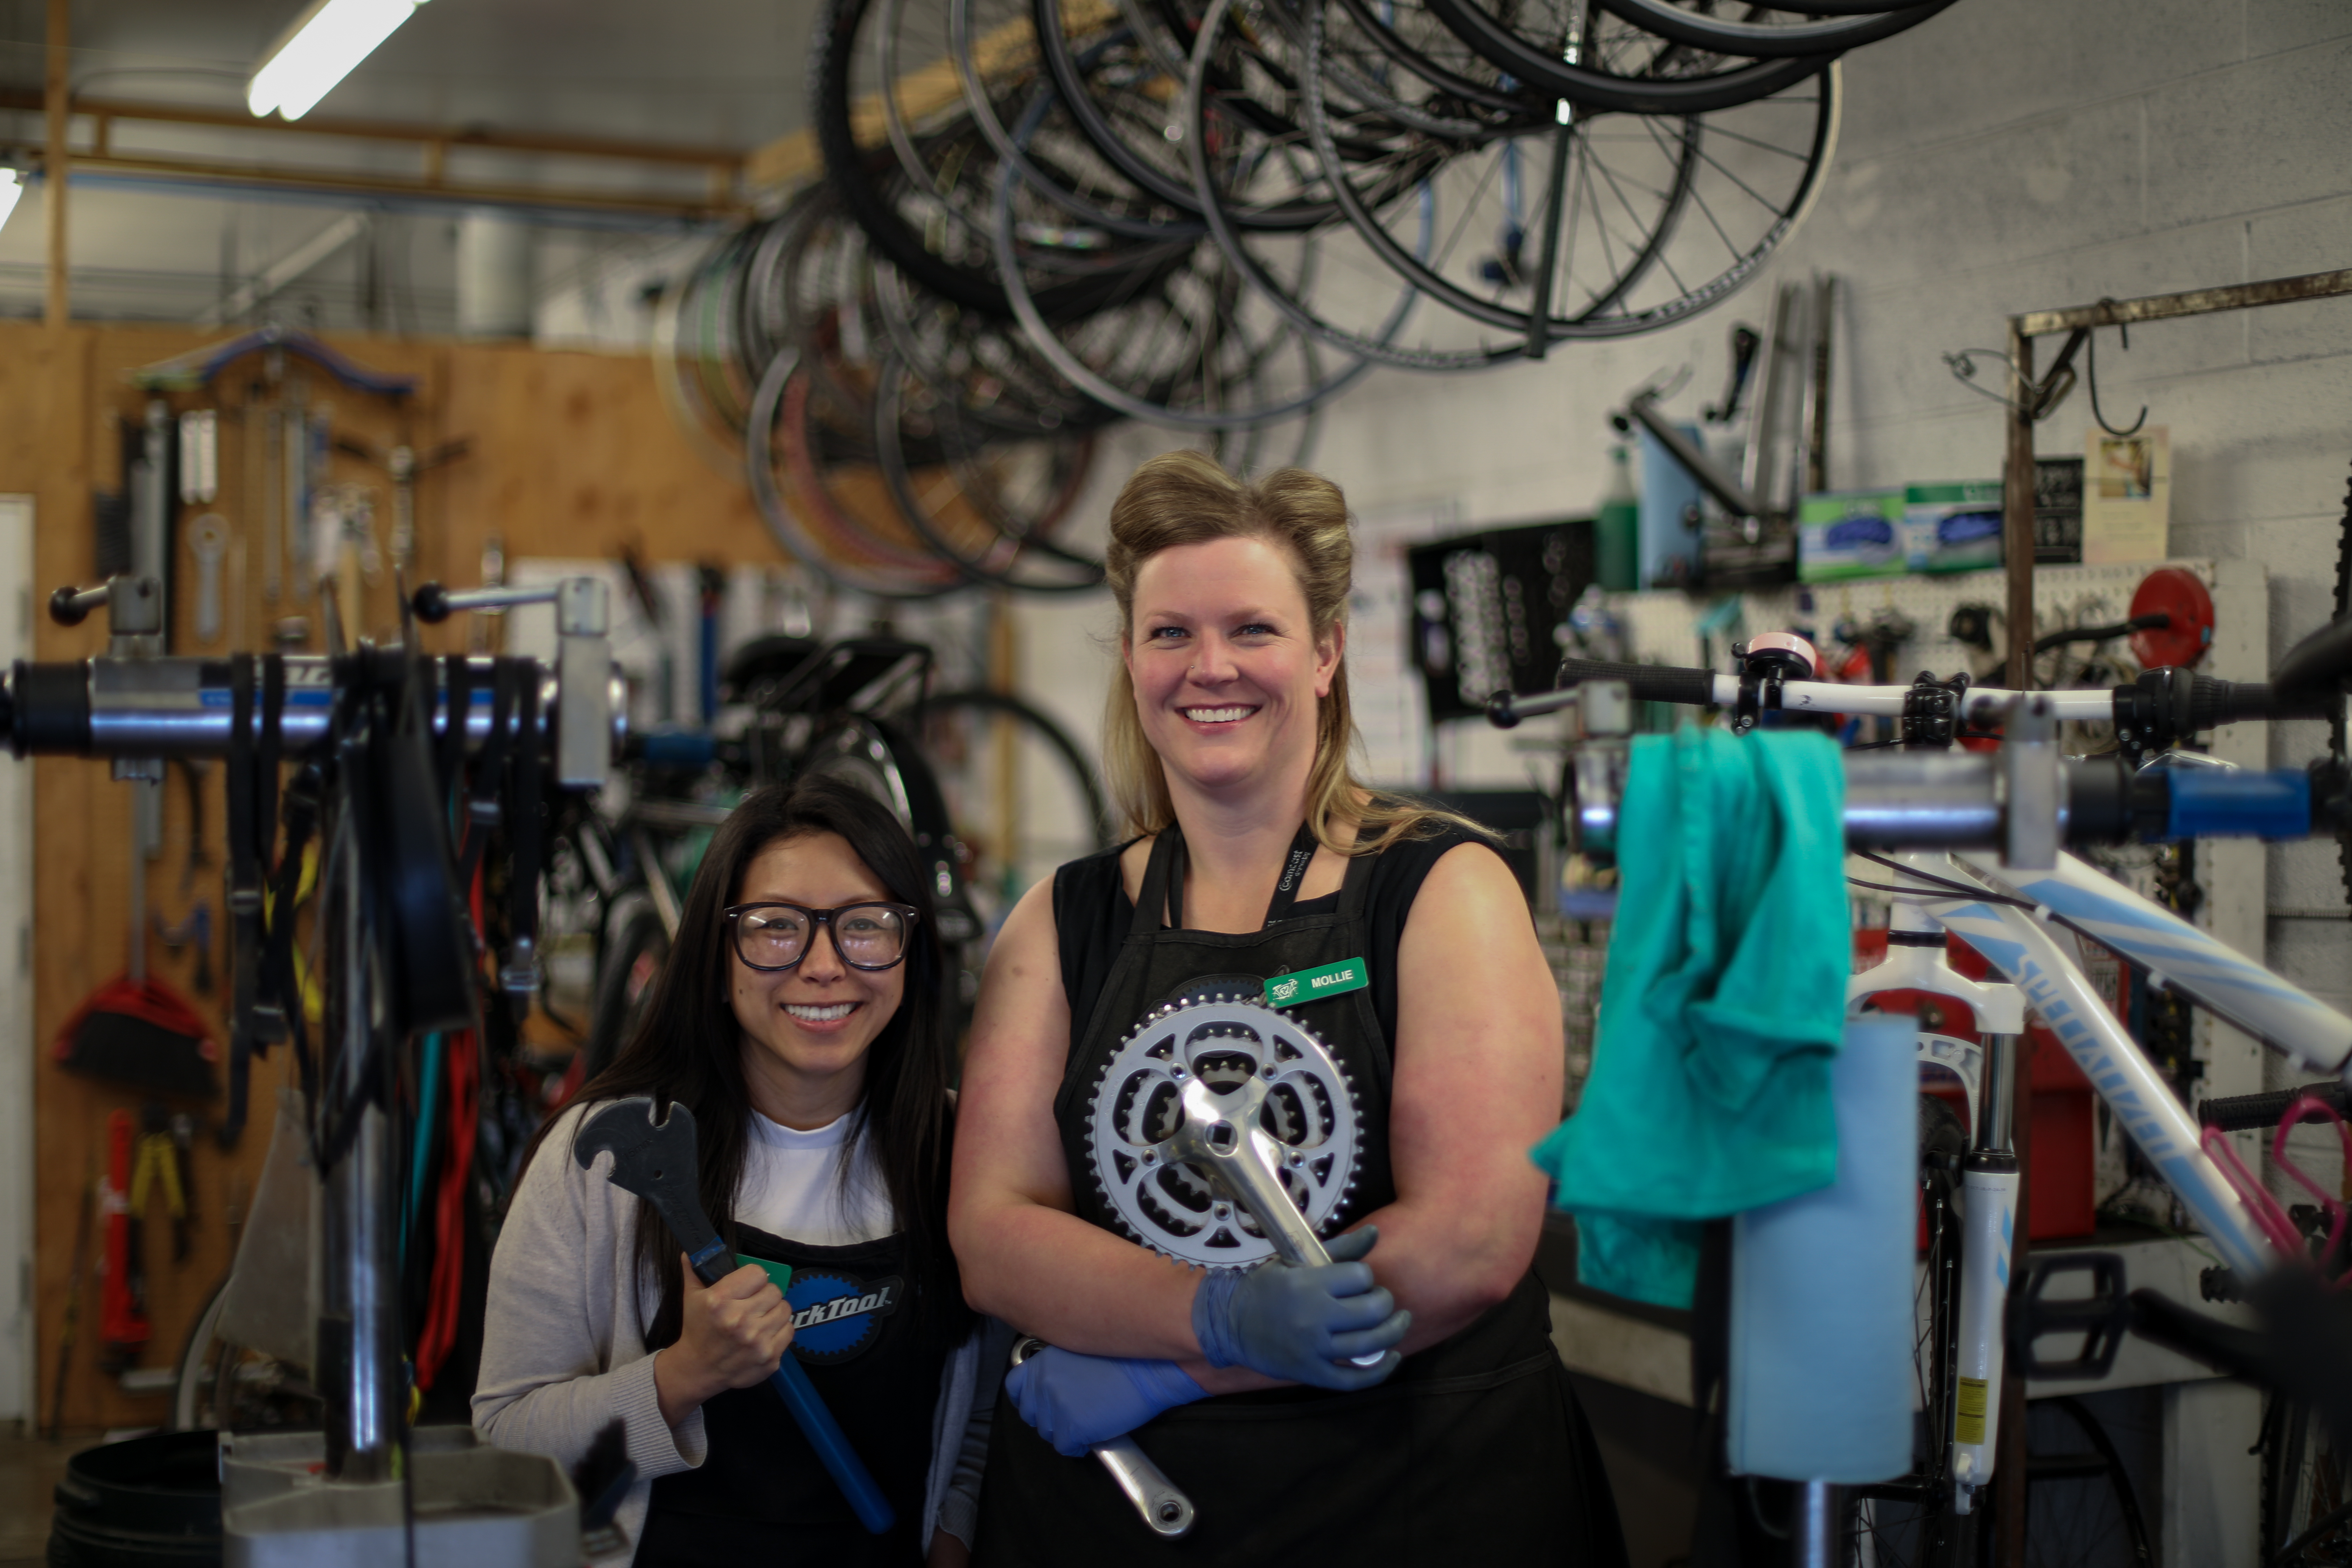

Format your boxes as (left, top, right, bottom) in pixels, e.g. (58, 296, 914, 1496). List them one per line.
(1853, 891, 2028, 1521)
(18, 578, 615, 1565)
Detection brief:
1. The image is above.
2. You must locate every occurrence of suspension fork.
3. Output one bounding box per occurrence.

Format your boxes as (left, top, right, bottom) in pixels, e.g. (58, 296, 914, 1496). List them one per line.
(1949, 1029, 2019, 1513)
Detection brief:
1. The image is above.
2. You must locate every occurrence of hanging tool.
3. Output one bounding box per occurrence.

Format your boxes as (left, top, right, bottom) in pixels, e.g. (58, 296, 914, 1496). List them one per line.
(99, 1109, 151, 1372)
(130, 1100, 190, 1268)
(190, 513, 228, 644)
(153, 902, 216, 996)
(178, 757, 213, 891)
(616, 541, 673, 723)
(338, 435, 469, 581)
(262, 399, 284, 606)
(177, 410, 219, 506)
(574, 1097, 897, 1535)
(285, 379, 310, 603)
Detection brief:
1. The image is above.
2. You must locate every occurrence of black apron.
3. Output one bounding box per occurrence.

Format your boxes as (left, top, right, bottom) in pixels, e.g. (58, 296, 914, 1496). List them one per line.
(972, 824, 1625, 1566)
(639, 1223, 950, 1568)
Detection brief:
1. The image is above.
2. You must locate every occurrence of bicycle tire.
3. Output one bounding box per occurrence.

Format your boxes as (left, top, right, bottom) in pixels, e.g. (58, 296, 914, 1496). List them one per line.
(815, 0, 1185, 322)
(1595, 0, 1960, 59)
(1032, 0, 1366, 230)
(584, 898, 669, 1082)
(911, 687, 1114, 850)
(872, 353, 1109, 593)
(1418, 0, 1837, 114)
(746, 349, 974, 601)
(953, 0, 1214, 242)
(2269, 1396, 2352, 1565)
(1284, 9, 1835, 358)
(2024, 1396, 2156, 1567)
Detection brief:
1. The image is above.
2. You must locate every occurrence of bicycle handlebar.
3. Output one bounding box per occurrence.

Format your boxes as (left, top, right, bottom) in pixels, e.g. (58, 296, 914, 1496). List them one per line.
(1541, 658, 2332, 728)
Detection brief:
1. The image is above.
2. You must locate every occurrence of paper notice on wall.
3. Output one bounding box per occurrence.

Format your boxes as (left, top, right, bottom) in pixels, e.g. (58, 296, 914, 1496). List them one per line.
(2080, 426, 2170, 565)
(1350, 499, 1460, 787)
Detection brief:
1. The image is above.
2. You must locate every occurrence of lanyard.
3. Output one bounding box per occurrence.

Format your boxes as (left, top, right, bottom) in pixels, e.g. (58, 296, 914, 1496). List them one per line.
(1167, 820, 1322, 930)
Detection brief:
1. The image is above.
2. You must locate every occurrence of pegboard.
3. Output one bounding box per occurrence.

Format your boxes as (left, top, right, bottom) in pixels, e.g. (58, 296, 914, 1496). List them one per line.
(1608, 559, 2233, 688)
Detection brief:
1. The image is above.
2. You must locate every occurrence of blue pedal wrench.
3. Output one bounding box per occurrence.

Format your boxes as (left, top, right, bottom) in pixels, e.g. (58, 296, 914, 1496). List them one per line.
(575, 1096, 894, 1534)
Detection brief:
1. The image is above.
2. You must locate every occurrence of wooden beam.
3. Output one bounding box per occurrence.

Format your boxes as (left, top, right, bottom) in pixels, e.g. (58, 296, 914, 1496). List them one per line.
(0, 89, 745, 172)
(60, 151, 746, 224)
(43, 0, 68, 329)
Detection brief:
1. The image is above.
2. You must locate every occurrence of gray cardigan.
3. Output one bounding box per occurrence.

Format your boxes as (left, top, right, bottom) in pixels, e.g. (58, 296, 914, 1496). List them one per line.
(472, 1102, 1009, 1563)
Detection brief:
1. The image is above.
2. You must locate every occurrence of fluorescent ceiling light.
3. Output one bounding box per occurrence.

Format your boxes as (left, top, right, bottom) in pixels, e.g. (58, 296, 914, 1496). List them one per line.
(248, 0, 427, 121)
(0, 170, 22, 233)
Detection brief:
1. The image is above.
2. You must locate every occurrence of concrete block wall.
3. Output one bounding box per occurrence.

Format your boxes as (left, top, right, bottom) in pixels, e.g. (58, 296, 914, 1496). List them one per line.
(1025, 0, 2352, 1019)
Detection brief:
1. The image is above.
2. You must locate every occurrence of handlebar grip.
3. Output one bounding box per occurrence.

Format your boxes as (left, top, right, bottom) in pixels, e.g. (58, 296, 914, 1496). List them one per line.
(1555, 658, 1716, 706)
(2197, 1083, 2349, 1133)
(2188, 675, 2334, 726)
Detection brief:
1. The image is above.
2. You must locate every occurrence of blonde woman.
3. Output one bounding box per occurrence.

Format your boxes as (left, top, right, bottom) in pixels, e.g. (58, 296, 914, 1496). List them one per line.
(949, 453, 1626, 1562)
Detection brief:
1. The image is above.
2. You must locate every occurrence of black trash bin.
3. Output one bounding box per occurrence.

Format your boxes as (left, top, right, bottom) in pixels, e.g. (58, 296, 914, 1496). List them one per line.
(47, 1429, 222, 1567)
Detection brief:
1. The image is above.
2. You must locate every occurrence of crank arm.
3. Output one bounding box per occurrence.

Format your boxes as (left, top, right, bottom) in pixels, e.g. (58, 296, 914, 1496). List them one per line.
(1011, 1337, 1196, 1538)
(1093, 1436, 1196, 1537)
(1167, 1078, 1385, 1368)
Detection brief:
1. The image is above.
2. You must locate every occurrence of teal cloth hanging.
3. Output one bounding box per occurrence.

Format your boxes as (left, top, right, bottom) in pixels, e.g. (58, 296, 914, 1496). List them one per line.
(1532, 725, 1850, 1308)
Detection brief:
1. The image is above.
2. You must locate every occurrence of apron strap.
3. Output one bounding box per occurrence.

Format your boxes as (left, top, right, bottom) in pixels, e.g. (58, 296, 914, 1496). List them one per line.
(1130, 825, 1183, 938)
(1336, 818, 1381, 921)
(1140, 819, 1339, 932)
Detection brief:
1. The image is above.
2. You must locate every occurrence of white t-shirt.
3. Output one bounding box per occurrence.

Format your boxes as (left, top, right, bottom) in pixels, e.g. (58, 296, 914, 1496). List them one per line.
(733, 1108, 894, 1246)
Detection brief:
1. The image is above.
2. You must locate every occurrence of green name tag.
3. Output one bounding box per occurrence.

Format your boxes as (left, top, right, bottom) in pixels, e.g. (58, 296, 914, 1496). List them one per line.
(737, 1255, 794, 1294)
(1265, 958, 1368, 1007)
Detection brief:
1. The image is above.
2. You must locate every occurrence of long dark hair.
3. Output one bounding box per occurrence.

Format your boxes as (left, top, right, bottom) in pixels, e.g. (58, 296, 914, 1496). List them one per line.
(524, 774, 967, 1348)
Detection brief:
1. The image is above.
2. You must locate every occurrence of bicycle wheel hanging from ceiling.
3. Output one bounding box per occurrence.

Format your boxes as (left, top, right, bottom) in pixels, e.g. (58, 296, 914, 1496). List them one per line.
(1411, 0, 1839, 113)
(984, 58, 1380, 442)
(1592, 0, 1960, 57)
(871, 350, 1108, 592)
(1183, 0, 1543, 374)
(768, 189, 1113, 589)
(746, 349, 974, 601)
(1307, 8, 1841, 349)
(815, 0, 1186, 321)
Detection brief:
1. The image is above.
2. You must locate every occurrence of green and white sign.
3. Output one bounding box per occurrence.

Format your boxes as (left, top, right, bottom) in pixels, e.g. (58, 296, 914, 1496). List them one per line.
(1265, 958, 1368, 1008)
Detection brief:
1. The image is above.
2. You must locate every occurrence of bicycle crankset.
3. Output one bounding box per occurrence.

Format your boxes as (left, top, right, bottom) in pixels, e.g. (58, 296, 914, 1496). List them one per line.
(1086, 995, 1361, 1269)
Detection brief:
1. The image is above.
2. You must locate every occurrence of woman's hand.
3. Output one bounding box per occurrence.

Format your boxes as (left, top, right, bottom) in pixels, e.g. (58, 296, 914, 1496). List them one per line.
(926, 1531, 973, 1567)
(652, 1254, 795, 1427)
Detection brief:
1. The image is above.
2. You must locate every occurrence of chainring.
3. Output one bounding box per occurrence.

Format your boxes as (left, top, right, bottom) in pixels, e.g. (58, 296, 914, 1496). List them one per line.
(1086, 995, 1360, 1268)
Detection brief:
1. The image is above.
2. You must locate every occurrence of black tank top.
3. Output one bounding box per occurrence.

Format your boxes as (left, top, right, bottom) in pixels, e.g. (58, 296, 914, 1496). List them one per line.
(971, 817, 1629, 1566)
(1054, 821, 1479, 1055)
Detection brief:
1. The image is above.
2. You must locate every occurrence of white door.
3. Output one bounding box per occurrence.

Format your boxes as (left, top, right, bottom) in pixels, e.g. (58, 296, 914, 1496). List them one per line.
(0, 493, 31, 1423)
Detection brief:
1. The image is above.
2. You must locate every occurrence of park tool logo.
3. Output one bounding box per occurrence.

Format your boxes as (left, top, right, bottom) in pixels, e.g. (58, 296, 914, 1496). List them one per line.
(787, 1269, 903, 1365)
(1264, 958, 1368, 1008)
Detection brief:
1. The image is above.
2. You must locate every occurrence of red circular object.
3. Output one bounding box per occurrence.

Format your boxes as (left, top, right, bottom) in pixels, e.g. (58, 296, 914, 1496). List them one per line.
(2129, 567, 2216, 669)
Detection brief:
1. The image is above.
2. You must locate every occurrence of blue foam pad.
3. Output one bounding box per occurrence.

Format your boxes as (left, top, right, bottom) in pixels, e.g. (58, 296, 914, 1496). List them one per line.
(1726, 1015, 1917, 1483)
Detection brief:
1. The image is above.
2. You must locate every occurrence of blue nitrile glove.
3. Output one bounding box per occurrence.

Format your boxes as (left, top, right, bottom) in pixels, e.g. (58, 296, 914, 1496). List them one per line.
(1006, 1348, 1205, 1457)
(1190, 1225, 1411, 1390)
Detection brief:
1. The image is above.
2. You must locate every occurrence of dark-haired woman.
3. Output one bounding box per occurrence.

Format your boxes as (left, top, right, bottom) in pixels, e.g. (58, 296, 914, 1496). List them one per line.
(950, 452, 1626, 1563)
(476, 775, 1007, 1567)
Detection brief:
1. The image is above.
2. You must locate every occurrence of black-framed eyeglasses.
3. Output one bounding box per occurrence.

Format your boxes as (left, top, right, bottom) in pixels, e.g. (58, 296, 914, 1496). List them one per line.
(723, 902, 919, 972)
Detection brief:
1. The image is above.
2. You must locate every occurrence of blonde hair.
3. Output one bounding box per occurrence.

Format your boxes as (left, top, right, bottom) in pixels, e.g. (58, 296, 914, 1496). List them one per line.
(1101, 450, 1490, 857)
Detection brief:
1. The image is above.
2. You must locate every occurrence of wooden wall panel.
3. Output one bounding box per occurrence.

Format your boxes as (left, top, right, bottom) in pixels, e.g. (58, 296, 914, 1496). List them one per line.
(0, 320, 779, 1433)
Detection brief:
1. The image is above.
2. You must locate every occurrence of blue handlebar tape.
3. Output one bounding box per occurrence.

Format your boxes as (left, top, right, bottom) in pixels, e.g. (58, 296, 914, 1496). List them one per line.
(2166, 768, 2312, 841)
(768, 1352, 897, 1534)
